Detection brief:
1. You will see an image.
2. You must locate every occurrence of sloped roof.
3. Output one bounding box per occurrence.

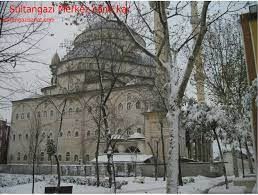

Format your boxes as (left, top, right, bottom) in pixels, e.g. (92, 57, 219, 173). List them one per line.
(128, 132, 145, 139)
(111, 134, 125, 140)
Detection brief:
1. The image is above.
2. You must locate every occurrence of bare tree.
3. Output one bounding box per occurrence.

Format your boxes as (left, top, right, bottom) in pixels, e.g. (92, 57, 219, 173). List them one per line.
(0, 2, 49, 110)
(203, 15, 253, 176)
(28, 109, 45, 194)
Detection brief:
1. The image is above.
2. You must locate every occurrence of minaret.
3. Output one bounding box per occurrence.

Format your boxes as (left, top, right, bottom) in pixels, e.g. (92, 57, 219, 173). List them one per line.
(191, 2, 205, 103)
(191, 2, 211, 162)
(50, 52, 60, 85)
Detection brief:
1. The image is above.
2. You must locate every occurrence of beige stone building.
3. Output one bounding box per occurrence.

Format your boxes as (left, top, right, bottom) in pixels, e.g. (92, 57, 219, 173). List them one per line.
(8, 20, 194, 166)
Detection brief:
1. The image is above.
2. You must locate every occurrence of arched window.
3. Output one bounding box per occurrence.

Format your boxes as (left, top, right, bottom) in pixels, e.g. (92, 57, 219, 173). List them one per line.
(127, 128, 132, 136)
(74, 154, 78, 162)
(127, 102, 132, 110)
(23, 154, 27, 161)
(75, 131, 79, 137)
(42, 132, 46, 138)
(40, 152, 44, 161)
(37, 111, 41, 118)
(137, 128, 142, 133)
(69, 108, 73, 115)
(76, 107, 80, 113)
(118, 103, 123, 111)
(17, 152, 21, 161)
(67, 131, 71, 137)
(87, 131, 90, 137)
(27, 112, 30, 119)
(88, 106, 92, 113)
(16, 114, 19, 120)
(59, 132, 63, 137)
(13, 134, 15, 141)
(58, 154, 62, 161)
(136, 101, 141, 109)
(50, 110, 54, 117)
(43, 111, 47, 117)
(85, 154, 89, 161)
(25, 134, 28, 140)
(66, 152, 70, 161)
(21, 113, 24, 119)
(19, 134, 22, 140)
(49, 132, 53, 138)
(127, 93, 131, 100)
(117, 129, 122, 134)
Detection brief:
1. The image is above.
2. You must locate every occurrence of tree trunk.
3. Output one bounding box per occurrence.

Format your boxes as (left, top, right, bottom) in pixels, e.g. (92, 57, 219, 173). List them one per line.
(111, 159, 117, 193)
(54, 154, 61, 192)
(51, 157, 53, 175)
(213, 128, 228, 189)
(95, 126, 101, 187)
(245, 138, 254, 174)
(232, 146, 239, 177)
(160, 120, 166, 181)
(134, 159, 137, 178)
(238, 138, 245, 177)
(194, 141, 198, 161)
(178, 144, 183, 186)
(166, 106, 179, 193)
(32, 157, 35, 194)
(107, 153, 113, 188)
(155, 141, 159, 181)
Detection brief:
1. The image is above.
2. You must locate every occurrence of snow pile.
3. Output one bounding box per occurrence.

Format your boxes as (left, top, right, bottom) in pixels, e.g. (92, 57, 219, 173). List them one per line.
(178, 175, 233, 194)
(0, 174, 45, 187)
(61, 176, 128, 189)
(208, 183, 246, 194)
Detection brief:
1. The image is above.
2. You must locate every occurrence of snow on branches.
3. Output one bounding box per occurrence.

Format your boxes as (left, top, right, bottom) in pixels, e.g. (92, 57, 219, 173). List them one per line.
(181, 99, 229, 143)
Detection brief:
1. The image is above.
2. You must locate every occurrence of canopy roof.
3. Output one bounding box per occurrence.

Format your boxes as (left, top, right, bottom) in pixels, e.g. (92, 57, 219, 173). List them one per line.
(91, 153, 152, 163)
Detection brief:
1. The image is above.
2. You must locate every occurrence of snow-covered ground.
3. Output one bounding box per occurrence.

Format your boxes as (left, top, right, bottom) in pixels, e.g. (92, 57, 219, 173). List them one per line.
(208, 182, 246, 194)
(0, 174, 231, 194)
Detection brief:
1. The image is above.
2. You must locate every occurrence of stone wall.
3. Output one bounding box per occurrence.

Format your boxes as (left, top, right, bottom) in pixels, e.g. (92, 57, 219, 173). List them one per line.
(0, 162, 224, 178)
(223, 152, 255, 176)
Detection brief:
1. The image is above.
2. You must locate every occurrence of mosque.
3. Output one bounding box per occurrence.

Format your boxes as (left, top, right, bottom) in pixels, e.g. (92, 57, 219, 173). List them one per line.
(7, 19, 212, 165)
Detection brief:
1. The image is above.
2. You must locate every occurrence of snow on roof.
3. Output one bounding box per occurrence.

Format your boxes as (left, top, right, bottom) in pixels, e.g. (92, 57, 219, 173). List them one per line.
(91, 153, 152, 163)
(128, 132, 145, 139)
(111, 134, 125, 140)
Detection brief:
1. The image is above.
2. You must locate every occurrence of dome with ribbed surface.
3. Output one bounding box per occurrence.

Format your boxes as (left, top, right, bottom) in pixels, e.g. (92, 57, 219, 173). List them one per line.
(62, 20, 154, 65)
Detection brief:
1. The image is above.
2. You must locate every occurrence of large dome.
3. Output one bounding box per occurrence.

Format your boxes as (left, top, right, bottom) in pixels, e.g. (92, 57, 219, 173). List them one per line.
(62, 20, 154, 65)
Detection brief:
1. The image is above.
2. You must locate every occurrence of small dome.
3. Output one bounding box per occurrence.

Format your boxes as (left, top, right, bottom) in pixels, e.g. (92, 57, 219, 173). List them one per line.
(51, 52, 60, 65)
